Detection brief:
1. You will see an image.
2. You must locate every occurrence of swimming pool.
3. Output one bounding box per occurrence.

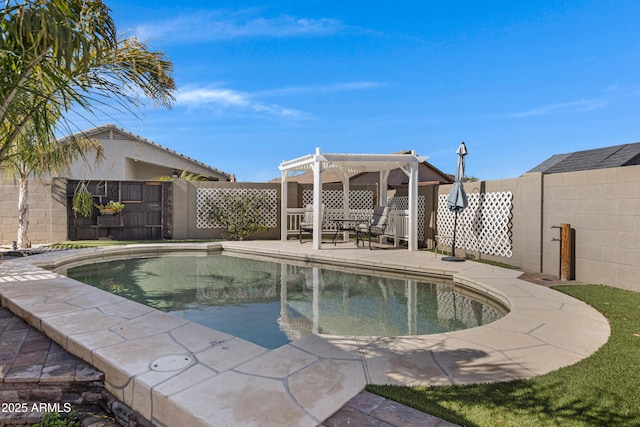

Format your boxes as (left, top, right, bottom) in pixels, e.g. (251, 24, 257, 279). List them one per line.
(62, 252, 506, 349)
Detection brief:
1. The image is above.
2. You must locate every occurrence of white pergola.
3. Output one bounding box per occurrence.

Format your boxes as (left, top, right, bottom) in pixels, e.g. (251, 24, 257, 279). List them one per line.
(278, 147, 427, 251)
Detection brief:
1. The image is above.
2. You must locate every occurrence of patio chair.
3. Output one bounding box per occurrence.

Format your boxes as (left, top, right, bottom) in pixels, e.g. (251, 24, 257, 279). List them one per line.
(299, 204, 324, 243)
(355, 206, 389, 249)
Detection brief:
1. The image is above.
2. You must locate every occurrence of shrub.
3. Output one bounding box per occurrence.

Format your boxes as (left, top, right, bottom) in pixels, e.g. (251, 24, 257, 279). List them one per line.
(34, 411, 80, 427)
(200, 191, 268, 240)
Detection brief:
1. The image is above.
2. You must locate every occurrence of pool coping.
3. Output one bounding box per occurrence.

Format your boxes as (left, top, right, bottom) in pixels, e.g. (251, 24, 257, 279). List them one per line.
(0, 241, 610, 426)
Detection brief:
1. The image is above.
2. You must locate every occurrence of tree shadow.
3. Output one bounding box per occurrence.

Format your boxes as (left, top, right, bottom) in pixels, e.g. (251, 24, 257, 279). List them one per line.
(369, 377, 637, 427)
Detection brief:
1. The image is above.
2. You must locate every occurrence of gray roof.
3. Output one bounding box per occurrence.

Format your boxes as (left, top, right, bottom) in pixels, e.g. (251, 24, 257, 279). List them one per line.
(527, 142, 640, 174)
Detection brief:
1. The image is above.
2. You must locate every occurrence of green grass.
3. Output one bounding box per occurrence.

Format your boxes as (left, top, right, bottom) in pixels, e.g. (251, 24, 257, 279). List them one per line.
(367, 285, 640, 426)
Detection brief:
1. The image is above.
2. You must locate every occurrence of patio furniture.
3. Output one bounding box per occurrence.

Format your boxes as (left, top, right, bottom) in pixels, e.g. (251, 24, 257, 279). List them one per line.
(299, 204, 324, 243)
(356, 206, 389, 249)
(331, 218, 364, 245)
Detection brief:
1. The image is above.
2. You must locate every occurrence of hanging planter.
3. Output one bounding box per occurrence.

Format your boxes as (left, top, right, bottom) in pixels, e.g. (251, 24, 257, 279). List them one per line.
(97, 214, 124, 227)
(95, 201, 125, 216)
(72, 185, 95, 218)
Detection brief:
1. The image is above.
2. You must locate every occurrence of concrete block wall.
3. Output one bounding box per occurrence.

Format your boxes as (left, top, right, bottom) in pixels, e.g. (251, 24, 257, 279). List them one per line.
(172, 181, 282, 241)
(437, 166, 640, 292)
(541, 165, 640, 292)
(479, 175, 545, 274)
(0, 178, 68, 247)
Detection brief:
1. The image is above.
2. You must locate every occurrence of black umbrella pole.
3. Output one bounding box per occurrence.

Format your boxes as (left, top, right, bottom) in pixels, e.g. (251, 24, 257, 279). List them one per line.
(451, 211, 458, 257)
(443, 211, 465, 262)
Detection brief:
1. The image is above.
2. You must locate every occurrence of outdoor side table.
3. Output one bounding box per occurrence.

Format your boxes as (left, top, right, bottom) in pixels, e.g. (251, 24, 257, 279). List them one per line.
(331, 219, 363, 245)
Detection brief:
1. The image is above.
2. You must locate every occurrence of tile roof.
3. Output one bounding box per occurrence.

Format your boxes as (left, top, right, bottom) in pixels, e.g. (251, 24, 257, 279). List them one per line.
(527, 142, 640, 174)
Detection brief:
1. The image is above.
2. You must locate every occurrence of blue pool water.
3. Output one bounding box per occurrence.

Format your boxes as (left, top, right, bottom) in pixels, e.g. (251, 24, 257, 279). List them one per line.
(63, 253, 506, 349)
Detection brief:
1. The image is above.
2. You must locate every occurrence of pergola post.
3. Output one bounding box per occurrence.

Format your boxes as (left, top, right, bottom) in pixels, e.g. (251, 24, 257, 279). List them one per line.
(341, 170, 350, 241)
(379, 170, 390, 207)
(408, 158, 418, 251)
(280, 170, 288, 242)
(398, 151, 419, 251)
(312, 147, 323, 250)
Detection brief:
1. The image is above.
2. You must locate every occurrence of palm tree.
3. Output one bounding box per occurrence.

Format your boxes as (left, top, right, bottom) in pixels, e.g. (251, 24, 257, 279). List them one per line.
(1, 0, 175, 247)
(3, 117, 103, 248)
(2, 0, 113, 158)
(1, 0, 175, 161)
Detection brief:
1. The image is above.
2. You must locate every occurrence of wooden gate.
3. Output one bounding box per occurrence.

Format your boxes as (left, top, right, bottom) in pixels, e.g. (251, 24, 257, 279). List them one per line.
(67, 180, 172, 240)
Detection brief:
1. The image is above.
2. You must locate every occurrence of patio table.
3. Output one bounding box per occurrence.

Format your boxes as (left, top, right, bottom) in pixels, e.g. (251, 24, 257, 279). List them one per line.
(330, 219, 365, 245)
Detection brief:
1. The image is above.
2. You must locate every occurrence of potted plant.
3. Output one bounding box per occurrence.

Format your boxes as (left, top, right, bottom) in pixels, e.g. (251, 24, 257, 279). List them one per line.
(72, 188, 95, 218)
(95, 200, 125, 215)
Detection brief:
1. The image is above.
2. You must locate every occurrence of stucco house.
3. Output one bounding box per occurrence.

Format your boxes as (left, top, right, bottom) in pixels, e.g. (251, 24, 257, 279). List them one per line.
(61, 124, 232, 181)
(0, 124, 232, 245)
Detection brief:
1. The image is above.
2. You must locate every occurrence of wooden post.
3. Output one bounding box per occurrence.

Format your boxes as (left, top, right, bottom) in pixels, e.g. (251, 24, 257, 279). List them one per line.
(560, 223, 572, 281)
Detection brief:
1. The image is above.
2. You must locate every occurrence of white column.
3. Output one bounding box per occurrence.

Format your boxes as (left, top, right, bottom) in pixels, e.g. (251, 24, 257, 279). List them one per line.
(342, 170, 350, 240)
(280, 170, 288, 242)
(379, 170, 390, 207)
(312, 147, 323, 250)
(379, 170, 391, 246)
(408, 158, 418, 251)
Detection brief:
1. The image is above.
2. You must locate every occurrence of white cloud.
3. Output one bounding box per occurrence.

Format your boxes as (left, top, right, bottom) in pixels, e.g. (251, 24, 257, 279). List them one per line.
(175, 86, 307, 119)
(255, 81, 387, 97)
(602, 84, 640, 97)
(175, 80, 385, 119)
(509, 99, 607, 118)
(176, 88, 248, 107)
(134, 10, 345, 44)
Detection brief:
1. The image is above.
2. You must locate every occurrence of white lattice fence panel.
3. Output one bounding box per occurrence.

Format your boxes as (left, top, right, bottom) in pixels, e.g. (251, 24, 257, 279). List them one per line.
(437, 191, 513, 257)
(387, 195, 425, 241)
(302, 190, 373, 210)
(196, 188, 278, 229)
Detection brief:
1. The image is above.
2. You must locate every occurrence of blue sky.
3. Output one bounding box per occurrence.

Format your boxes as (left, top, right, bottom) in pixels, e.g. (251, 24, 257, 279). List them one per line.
(82, 1, 639, 181)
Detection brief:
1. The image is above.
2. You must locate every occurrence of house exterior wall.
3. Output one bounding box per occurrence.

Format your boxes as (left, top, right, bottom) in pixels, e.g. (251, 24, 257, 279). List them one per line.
(66, 128, 229, 181)
(124, 159, 172, 180)
(349, 164, 451, 186)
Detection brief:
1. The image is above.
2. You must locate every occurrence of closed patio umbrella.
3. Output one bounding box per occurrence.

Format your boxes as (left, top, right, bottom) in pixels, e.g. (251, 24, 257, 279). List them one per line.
(443, 141, 468, 262)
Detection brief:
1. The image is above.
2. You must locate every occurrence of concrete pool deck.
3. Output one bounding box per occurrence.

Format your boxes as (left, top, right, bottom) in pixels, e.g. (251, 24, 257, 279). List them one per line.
(0, 241, 610, 426)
